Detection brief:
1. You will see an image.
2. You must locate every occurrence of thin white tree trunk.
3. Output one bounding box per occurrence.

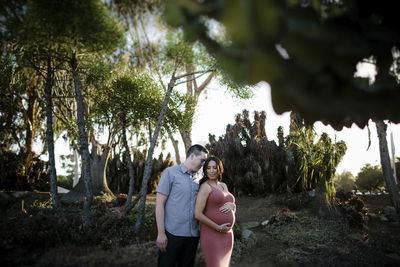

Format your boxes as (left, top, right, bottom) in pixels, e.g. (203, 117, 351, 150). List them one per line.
(120, 120, 137, 218)
(44, 56, 66, 223)
(134, 75, 176, 233)
(71, 52, 93, 228)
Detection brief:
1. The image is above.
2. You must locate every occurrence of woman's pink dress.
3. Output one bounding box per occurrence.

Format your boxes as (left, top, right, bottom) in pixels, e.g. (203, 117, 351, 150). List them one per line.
(200, 184, 235, 267)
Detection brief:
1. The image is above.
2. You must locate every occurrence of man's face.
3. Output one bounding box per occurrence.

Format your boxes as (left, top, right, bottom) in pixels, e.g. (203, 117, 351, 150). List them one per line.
(192, 152, 207, 172)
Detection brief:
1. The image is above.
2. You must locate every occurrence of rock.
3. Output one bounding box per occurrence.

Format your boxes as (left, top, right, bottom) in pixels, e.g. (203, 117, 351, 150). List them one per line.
(307, 189, 316, 197)
(380, 215, 389, 222)
(240, 221, 260, 229)
(242, 229, 256, 240)
(57, 187, 70, 193)
(261, 219, 269, 226)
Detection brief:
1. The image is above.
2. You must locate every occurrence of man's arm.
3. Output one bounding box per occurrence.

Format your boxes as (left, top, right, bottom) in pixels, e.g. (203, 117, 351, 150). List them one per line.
(156, 192, 168, 252)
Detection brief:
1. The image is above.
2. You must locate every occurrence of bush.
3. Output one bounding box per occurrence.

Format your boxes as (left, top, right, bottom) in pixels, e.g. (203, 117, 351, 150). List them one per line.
(335, 191, 368, 228)
(205, 110, 346, 196)
(0, 151, 49, 191)
(107, 150, 173, 194)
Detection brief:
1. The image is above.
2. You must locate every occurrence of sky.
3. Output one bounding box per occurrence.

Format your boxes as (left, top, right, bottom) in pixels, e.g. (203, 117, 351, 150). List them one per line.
(187, 81, 400, 177)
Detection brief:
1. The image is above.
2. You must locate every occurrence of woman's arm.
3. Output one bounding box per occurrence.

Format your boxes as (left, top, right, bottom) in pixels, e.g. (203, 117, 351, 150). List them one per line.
(195, 184, 231, 233)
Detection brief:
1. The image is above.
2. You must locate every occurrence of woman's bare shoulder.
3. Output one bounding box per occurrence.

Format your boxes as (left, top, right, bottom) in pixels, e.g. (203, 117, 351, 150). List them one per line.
(199, 182, 212, 192)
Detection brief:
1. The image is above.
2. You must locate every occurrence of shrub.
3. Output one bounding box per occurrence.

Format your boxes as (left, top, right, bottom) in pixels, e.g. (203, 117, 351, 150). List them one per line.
(107, 150, 173, 194)
(205, 110, 346, 196)
(0, 151, 49, 191)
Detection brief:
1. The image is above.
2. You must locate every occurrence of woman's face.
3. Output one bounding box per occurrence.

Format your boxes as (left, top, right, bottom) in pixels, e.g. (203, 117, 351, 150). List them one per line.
(206, 160, 219, 181)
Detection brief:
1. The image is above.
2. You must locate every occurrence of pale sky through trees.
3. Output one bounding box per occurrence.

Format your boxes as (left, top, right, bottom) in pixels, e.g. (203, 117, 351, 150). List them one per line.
(189, 81, 400, 177)
(46, 61, 399, 178)
(48, 79, 400, 177)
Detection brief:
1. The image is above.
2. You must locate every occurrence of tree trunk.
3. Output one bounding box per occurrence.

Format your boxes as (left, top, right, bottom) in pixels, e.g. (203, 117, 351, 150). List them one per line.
(180, 129, 192, 153)
(375, 120, 400, 212)
(69, 51, 93, 227)
(178, 69, 214, 153)
(167, 128, 181, 164)
(63, 138, 113, 201)
(44, 56, 66, 223)
(120, 120, 136, 218)
(24, 83, 38, 154)
(134, 75, 176, 233)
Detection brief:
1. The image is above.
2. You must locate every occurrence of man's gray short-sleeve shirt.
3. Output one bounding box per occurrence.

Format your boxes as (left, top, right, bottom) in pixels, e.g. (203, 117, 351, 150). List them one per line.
(156, 164, 200, 237)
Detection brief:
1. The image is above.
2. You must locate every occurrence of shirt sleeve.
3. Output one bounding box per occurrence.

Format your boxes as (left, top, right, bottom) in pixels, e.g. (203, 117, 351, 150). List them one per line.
(156, 168, 171, 196)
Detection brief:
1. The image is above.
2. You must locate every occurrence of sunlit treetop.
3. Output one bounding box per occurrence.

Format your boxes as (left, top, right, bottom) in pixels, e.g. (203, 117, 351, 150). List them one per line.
(164, 0, 400, 129)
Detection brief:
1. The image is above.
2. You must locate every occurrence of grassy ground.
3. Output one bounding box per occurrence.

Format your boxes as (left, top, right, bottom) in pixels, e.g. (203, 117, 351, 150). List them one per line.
(0, 192, 399, 266)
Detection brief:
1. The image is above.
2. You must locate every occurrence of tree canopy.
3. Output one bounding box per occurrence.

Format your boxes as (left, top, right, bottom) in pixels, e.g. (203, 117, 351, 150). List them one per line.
(164, 0, 400, 129)
(355, 163, 384, 192)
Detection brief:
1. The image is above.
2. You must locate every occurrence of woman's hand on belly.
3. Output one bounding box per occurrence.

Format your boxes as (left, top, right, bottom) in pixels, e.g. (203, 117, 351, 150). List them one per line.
(219, 202, 235, 213)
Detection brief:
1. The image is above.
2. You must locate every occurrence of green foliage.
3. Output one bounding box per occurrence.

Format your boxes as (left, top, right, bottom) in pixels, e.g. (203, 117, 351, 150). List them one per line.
(107, 150, 173, 194)
(164, 0, 400, 129)
(206, 110, 346, 196)
(26, 0, 125, 54)
(334, 171, 355, 193)
(286, 113, 347, 194)
(57, 175, 74, 190)
(91, 69, 162, 128)
(355, 163, 385, 192)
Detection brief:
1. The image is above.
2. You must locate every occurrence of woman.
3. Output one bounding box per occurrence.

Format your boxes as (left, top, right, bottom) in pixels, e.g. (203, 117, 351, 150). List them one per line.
(194, 156, 236, 267)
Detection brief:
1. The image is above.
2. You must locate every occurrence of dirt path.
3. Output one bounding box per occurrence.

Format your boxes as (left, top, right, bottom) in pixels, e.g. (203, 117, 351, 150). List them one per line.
(233, 195, 286, 267)
(234, 229, 282, 267)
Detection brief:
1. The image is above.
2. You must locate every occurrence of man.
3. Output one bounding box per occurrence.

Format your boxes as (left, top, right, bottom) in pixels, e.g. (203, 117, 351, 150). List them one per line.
(156, 144, 209, 267)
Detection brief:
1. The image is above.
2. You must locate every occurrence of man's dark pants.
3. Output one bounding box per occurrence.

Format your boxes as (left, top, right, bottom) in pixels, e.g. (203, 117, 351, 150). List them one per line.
(158, 231, 199, 267)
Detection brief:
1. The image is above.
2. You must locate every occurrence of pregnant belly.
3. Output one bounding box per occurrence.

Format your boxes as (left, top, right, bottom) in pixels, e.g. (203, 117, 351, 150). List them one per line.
(205, 209, 235, 226)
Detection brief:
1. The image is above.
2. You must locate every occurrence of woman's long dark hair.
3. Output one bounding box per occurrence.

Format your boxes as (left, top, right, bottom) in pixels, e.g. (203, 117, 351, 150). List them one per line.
(199, 156, 224, 185)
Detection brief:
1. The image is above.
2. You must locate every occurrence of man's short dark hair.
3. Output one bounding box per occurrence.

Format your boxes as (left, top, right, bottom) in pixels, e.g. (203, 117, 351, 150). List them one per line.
(186, 144, 209, 158)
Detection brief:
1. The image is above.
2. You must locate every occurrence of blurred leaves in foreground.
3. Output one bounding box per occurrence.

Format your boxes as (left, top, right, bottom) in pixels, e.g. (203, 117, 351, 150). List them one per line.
(164, 0, 400, 129)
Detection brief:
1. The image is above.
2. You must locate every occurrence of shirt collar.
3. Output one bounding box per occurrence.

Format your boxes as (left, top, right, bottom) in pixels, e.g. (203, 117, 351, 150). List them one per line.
(179, 164, 197, 175)
(179, 164, 190, 174)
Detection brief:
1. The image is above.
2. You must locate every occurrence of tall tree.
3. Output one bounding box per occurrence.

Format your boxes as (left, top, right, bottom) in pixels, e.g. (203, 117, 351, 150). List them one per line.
(1, 0, 67, 220)
(355, 164, 384, 192)
(374, 120, 400, 212)
(27, 0, 125, 227)
(90, 69, 166, 218)
(112, 2, 252, 162)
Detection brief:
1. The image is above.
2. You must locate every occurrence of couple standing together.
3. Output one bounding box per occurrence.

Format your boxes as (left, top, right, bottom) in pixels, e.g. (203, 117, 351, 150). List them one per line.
(156, 144, 236, 267)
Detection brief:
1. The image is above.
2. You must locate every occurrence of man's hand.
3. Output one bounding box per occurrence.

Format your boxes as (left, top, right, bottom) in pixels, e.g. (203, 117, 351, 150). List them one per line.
(156, 232, 168, 252)
(219, 202, 235, 213)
